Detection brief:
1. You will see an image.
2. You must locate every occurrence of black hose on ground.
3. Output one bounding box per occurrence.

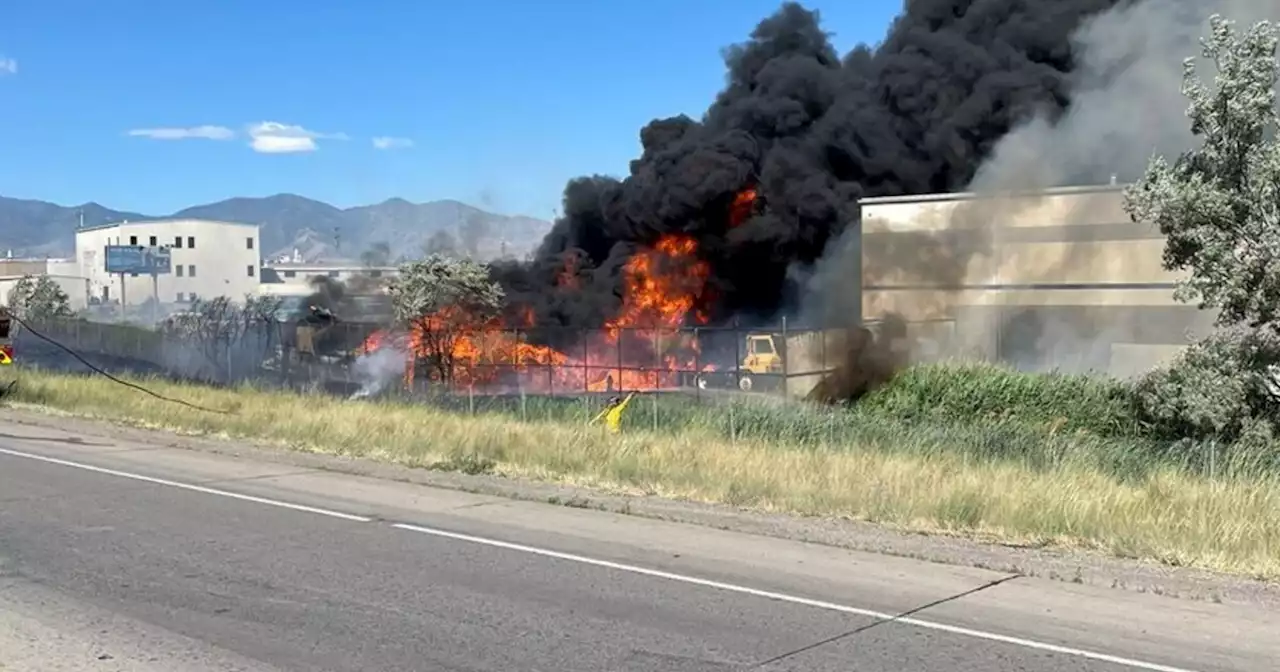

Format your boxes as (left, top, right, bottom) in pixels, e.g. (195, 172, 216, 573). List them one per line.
(5, 315, 236, 415)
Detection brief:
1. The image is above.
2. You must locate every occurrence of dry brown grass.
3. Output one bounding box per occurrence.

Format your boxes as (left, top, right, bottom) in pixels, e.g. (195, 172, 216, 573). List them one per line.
(12, 369, 1280, 580)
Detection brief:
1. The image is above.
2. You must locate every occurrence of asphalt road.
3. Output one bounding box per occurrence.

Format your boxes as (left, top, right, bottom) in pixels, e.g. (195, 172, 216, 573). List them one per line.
(1, 420, 1276, 671)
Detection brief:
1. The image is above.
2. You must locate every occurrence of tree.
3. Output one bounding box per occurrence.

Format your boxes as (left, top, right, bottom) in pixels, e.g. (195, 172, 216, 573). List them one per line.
(388, 254, 504, 384)
(1123, 15, 1280, 330)
(6, 274, 74, 320)
(1122, 15, 1280, 445)
(162, 294, 283, 382)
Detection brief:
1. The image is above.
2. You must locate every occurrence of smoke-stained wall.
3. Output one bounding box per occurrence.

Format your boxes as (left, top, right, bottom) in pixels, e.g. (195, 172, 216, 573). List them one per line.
(860, 184, 1217, 377)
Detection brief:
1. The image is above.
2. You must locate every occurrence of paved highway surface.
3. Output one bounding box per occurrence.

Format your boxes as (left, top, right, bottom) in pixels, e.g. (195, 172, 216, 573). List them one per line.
(1, 419, 1276, 671)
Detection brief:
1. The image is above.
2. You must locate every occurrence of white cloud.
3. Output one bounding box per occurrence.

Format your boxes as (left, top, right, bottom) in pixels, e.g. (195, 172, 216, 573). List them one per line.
(0, 57, 17, 75)
(127, 125, 235, 141)
(372, 136, 413, 150)
(247, 121, 347, 154)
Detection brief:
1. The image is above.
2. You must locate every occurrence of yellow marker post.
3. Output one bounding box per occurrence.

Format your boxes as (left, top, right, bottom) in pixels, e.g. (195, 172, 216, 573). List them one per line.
(590, 393, 635, 434)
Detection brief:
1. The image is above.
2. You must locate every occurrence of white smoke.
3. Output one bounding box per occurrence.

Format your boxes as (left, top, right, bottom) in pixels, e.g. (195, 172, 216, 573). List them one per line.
(970, 0, 1278, 192)
(348, 334, 410, 400)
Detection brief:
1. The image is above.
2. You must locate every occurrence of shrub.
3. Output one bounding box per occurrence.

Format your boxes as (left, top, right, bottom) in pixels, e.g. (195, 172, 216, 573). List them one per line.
(856, 361, 1140, 436)
(1132, 325, 1280, 444)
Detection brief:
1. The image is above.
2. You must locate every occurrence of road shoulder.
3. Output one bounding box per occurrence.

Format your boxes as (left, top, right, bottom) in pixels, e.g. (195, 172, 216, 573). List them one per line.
(0, 574, 281, 672)
(4, 404, 1278, 611)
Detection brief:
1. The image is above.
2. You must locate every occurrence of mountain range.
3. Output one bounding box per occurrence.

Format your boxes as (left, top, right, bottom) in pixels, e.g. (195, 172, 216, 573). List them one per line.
(0, 193, 554, 263)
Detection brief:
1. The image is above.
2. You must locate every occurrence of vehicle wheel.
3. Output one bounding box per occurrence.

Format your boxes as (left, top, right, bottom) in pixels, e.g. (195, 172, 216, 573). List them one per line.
(738, 374, 753, 392)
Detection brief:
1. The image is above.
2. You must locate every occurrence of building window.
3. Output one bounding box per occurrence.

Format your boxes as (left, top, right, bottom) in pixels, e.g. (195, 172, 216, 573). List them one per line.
(129, 235, 138, 245)
(149, 235, 157, 246)
(247, 265, 255, 277)
(187, 236, 195, 248)
(246, 237, 254, 250)
(176, 265, 184, 277)
(176, 292, 184, 302)
(188, 265, 196, 277)
(369, 270, 382, 278)
(174, 236, 183, 248)
(328, 270, 339, 278)
(283, 270, 296, 278)
(130, 272, 138, 278)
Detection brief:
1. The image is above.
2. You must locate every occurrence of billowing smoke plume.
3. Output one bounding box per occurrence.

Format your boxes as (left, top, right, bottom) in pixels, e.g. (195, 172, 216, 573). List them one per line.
(951, 0, 1279, 374)
(494, 0, 1132, 329)
(972, 0, 1277, 192)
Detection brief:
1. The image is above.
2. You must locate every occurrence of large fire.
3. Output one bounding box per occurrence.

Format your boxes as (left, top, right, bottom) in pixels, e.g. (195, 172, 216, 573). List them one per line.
(359, 232, 719, 395)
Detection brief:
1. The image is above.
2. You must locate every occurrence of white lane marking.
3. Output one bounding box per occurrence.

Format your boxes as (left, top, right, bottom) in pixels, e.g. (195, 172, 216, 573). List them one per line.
(0, 443, 1200, 672)
(392, 522, 1198, 672)
(0, 447, 372, 523)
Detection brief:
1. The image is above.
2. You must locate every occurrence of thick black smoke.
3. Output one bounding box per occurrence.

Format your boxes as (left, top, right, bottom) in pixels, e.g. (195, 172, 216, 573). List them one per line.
(492, 0, 1128, 330)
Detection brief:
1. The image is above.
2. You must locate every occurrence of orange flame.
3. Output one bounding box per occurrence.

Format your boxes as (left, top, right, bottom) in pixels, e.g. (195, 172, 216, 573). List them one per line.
(603, 234, 710, 339)
(729, 186, 758, 228)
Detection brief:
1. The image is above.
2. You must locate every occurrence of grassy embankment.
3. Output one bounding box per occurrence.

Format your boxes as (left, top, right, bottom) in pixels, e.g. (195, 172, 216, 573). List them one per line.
(10, 364, 1280, 579)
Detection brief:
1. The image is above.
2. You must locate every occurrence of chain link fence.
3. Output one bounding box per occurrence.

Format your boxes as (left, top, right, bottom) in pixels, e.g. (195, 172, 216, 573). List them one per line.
(14, 314, 1239, 480)
(14, 315, 852, 398)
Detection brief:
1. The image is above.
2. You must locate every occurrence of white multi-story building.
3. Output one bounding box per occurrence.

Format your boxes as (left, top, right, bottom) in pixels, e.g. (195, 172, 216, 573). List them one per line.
(259, 262, 398, 296)
(75, 219, 261, 306)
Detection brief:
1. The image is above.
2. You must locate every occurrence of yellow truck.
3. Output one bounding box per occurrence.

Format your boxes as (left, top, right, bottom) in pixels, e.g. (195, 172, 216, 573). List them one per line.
(689, 328, 844, 398)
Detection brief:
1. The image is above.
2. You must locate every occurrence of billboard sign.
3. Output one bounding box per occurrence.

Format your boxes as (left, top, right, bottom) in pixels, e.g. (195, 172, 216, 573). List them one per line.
(104, 245, 171, 274)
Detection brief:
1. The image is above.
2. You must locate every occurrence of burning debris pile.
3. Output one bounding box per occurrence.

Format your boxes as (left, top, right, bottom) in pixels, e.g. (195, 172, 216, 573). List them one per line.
(361, 0, 1136, 401)
(357, 236, 720, 395)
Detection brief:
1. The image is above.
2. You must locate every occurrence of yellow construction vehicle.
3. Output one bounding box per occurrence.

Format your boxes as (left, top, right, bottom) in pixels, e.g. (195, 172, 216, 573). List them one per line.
(733, 330, 841, 396)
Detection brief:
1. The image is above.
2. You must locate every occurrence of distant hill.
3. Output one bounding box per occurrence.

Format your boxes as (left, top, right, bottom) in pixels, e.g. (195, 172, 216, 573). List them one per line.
(0, 193, 553, 263)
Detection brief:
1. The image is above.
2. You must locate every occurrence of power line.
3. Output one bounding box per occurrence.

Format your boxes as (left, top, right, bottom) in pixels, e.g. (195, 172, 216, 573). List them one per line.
(7, 314, 236, 415)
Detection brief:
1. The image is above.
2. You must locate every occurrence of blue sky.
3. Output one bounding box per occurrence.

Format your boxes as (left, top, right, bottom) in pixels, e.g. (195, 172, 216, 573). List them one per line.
(0, 1, 899, 220)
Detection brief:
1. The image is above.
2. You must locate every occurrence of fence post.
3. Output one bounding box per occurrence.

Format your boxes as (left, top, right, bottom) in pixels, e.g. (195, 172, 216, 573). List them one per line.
(582, 329, 590, 419)
(516, 327, 527, 422)
(729, 399, 736, 444)
(652, 386, 658, 432)
(781, 316, 788, 398)
(693, 327, 701, 402)
(734, 317, 742, 393)
(616, 327, 624, 393)
(580, 329, 588, 395)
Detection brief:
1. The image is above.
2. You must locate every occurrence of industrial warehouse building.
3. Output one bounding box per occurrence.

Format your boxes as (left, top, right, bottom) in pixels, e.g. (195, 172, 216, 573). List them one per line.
(0, 258, 91, 312)
(259, 260, 398, 296)
(74, 219, 261, 307)
(858, 183, 1215, 378)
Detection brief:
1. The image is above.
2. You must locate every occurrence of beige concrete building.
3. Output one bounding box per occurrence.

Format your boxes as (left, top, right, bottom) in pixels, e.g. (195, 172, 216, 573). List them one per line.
(858, 184, 1216, 377)
(0, 258, 91, 311)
